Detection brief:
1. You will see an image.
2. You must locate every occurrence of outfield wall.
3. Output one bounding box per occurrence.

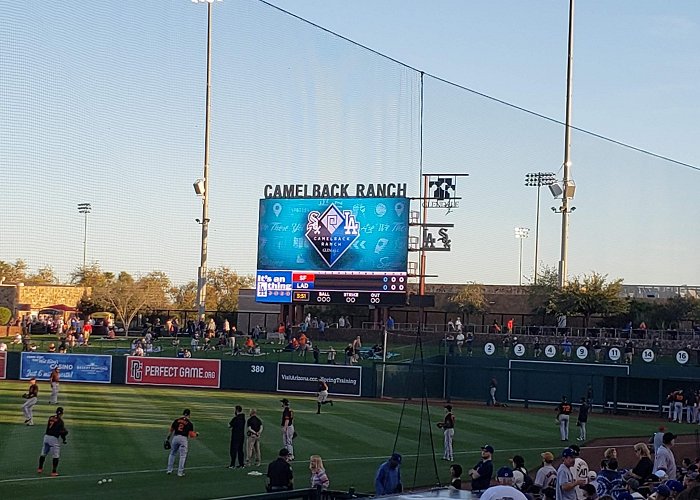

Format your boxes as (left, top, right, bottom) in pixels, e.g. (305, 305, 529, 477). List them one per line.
(374, 355, 700, 411)
(4, 351, 699, 410)
(2, 352, 376, 397)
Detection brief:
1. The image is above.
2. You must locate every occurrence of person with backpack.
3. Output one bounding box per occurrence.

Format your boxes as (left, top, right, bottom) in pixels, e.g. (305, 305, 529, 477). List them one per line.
(512, 455, 533, 492)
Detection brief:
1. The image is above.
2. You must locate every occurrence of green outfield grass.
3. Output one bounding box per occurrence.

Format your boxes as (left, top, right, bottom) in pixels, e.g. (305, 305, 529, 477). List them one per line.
(0, 380, 689, 499)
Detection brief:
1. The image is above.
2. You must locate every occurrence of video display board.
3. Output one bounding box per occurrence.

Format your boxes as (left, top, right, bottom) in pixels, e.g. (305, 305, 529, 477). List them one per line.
(256, 197, 409, 305)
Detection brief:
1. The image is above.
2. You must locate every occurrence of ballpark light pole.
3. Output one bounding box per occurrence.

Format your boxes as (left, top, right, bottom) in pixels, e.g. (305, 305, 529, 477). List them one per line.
(559, 0, 576, 287)
(514, 227, 530, 286)
(77, 203, 92, 270)
(192, 0, 221, 319)
(524, 172, 556, 284)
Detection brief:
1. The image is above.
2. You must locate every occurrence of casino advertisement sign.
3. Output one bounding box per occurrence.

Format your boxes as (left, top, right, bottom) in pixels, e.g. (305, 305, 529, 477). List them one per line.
(20, 352, 112, 384)
(125, 357, 221, 388)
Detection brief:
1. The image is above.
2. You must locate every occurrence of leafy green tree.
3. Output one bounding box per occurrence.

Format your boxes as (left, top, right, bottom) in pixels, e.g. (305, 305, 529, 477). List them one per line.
(527, 265, 560, 316)
(0, 259, 28, 283)
(655, 296, 699, 329)
(92, 272, 167, 335)
(449, 282, 486, 321)
(139, 271, 173, 310)
(70, 263, 114, 288)
(171, 281, 197, 311)
(26, 265, 59, 285)
(205, 267, 254, 311)
(547, 272, 628, 327)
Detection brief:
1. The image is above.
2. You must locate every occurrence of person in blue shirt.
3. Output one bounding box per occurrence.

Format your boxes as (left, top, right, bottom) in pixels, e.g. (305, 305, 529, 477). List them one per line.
(375, 453, 403, 496)
(469, 445, 495, 492)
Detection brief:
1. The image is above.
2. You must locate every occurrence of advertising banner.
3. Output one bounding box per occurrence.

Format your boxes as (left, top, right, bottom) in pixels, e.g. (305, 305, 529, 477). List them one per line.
(277, 362, 362, 397)
(125, 357, 221, 388)
(20, 352, 112, 383)
(0, 351, 6, 380)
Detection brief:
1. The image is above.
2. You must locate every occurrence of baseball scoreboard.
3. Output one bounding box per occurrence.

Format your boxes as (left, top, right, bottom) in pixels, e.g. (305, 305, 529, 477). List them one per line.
(256, 197, 409, 305)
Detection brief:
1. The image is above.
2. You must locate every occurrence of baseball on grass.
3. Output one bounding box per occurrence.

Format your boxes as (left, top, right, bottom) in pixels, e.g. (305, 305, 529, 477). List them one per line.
(102, 478, 107, 482)
(108, 478, 113, 483)
(98, 480, 103, 485)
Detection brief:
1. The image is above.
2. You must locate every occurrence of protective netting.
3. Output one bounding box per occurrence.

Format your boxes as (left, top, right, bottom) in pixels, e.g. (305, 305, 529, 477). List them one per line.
(1, 1, 697, 286)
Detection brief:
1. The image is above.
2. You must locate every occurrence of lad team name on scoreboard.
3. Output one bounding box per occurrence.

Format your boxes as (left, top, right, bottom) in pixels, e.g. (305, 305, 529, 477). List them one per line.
(264, 183, 407, 199)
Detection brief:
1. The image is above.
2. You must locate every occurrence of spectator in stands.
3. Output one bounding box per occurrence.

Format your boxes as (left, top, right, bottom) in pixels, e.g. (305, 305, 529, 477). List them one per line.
(375, 453, 402, 496)
(625, 478, 645, 500)
(654, 432, 678, 480)
(266, 448, 293, 492)
(597, 459, 623, 497)
(511, 455, 528, 491)
(580, 484, 598, 500)
(327, 346, 336, 365)
(455, 317, 463, 333)
(468, 445, 494, 493)
(625, 443, 653, 484)
(558, 448, 586, 500)
(386, 316, 395, 330)
(534, 451, 557, 493)
(309, 455, 329, 491)
(506, 318, 514, 334)
(480, 467, 528, 500)
(492, 320, 502, 334)
(449, 463, 463, 490)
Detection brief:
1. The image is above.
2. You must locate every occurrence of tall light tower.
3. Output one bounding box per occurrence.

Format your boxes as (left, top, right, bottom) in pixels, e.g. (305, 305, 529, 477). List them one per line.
(558, 0, 576, 287)
(524, 172, 556, 284)
(192, 0, 221, 319)
(514, 227, 530, 286)
(77, 203, 92, 270)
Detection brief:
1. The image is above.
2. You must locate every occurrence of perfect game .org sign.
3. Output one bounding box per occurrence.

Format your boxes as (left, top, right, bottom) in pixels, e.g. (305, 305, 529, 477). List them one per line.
(277, 362, 362, 397)
(125, 357, 221, 389)
(20, 352, 112, 384)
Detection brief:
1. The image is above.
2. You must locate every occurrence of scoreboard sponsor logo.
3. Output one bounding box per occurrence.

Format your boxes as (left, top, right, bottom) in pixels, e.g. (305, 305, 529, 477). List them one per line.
(277, 362, 361, 397)
(0, 352, 6, 380)
(125, 357, 221, 388)
(20, 352, 112, 383)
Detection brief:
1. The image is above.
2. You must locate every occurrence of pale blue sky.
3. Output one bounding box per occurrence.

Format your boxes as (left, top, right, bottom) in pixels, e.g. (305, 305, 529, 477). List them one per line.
(1, 0, 698, 286)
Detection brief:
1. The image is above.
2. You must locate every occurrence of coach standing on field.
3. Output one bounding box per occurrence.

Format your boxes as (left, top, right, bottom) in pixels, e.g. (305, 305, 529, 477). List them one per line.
(228, 405, 246, 468)
(280, 398, 295, 460)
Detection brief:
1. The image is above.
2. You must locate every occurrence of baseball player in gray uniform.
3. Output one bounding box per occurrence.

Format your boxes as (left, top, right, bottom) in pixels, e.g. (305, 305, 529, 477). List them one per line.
(165, 408, 199, 477)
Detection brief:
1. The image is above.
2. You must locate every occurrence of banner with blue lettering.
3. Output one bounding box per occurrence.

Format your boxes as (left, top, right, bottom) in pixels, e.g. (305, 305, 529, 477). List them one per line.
(20, 352, 112, 384)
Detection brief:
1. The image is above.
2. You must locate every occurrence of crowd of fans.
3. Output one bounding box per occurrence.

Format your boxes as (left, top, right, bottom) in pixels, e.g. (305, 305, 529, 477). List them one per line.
(408, 430, 700, 500)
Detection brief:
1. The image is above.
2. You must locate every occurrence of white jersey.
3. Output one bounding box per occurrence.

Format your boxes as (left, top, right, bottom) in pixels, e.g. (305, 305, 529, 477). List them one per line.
(480, 485, 529, 500)
(570, 458, 589, 500)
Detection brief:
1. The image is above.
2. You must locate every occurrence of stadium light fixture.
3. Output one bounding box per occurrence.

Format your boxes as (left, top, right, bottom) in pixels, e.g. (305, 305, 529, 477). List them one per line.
(77, 203, 92, 270)
(514, 227, 530, 286)
(524, 172, 556, 284)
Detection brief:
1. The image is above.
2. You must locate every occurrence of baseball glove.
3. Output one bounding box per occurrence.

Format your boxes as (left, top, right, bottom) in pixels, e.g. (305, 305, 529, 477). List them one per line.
(164, 440, 171, 450)
(437, 422, 444, 429)
(22, 393, 29, 399)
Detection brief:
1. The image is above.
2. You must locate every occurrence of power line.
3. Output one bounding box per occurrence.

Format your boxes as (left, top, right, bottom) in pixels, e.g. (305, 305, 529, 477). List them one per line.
(258, 0, 700, 174)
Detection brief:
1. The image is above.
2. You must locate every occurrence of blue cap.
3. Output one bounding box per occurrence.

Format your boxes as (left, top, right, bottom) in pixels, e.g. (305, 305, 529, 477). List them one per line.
(497, 467, 514, 478)
(562, 448, 576, 458)
(654, 485, 671, 497)
(616, 493, 634, 500)
(666, 480, 684, 492)
(390, 453, 402, 464)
